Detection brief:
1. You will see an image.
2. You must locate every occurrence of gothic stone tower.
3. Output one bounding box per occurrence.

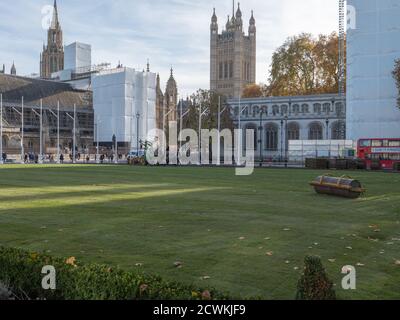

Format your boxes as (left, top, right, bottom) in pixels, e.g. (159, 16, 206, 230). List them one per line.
(155, 68, 178, 130)
(40, 0, 64, 79)
(210, 2, 256, 98)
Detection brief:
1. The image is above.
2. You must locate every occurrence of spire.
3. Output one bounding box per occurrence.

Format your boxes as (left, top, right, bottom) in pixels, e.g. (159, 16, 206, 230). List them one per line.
(146, 59, 150, 72)
(236, 2, 242, 18)
(232, 0, 235, 18)
(170, 67, 174, 78)
(51, 0, 59, 30)
(10, 61, 16, 75)
(211, 8, 217, 23)
(250, 10, 255, 25)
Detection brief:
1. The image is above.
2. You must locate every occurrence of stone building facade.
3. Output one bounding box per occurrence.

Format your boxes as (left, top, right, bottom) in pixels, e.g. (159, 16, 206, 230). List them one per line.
(40, 0, 64, 79)
(210, 3, 256, 98)
(156, 69, 178, 131)
(227, 94, 346, 160)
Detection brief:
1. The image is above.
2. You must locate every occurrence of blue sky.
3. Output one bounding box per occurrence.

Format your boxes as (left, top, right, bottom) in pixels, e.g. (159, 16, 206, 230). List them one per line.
(0, 0, 338, 96)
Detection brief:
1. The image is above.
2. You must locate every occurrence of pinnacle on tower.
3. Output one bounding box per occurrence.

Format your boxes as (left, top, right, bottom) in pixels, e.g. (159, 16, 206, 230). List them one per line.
(51, 0, 60, 30)
(146, 59, 150, 72)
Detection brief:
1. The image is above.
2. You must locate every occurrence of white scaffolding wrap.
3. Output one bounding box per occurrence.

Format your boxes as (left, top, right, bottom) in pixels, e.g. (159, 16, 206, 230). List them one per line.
(346, 0, 400, 140)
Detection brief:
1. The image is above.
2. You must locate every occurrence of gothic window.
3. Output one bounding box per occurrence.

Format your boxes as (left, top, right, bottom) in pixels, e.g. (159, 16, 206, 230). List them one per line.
(229, 61, 233, 78)
(302, 104, 309, 113)
(265, 123, 278, 151)
(323, 103, 331, 113)
(219, 63, 223, 79)
(336, 102, 344, 115)
(244, 123, 258, 151)
(272, 105, 279, 116)
(313, 103, 322, 114)
(287, 122, 300, 141)
(292, 104, 300, 114)
(280, 105, 288, 115)
(331, 121, 346, 140)
(224, 62, 228, 79)
(309, 122, 323, 140)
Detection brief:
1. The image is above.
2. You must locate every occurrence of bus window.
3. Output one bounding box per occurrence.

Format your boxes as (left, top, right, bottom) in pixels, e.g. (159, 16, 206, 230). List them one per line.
(383, 140, 389, 147)
(390, 154, 400, 161)
(389, 140, 400, 147)
(359, 140, 371, 147)
(372, 140, 383, 147)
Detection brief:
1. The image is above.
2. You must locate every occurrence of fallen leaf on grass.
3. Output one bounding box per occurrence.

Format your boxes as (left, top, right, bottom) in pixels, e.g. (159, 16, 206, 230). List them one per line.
(356, 263, 365, 267)
(395, 260, 400, 266)
(201, 276, 211, 280)
(283, 228, 291, 232)
(239, 237, 246, 240)
(328, 259, 336, 263)
(66, 257, 77, 267)
(346, 247, 353, 250)
(266, 251, 273, 256)
(174, 261, 183, 268)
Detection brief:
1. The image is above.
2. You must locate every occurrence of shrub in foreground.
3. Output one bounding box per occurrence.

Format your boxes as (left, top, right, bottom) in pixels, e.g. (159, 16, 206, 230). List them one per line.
(296, 256, 336, 300)
(0, 246, 231, 300)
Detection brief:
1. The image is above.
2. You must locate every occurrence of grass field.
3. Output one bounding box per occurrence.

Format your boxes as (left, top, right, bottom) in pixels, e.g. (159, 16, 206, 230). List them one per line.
(0, 165, 399, 299)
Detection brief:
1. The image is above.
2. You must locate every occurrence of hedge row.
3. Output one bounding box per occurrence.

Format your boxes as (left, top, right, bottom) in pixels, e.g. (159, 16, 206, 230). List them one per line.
(0, 246, 231, 300)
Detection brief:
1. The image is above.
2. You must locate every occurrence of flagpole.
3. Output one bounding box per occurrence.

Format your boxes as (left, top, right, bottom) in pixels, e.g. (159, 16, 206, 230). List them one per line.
(198, 102, 202, 166)
(21, 96, 24, 163)
(73, 104, 76, 163)
(217, 96, 221, 166)
(238, 95, 241, 166)
(0, 93, 3, 165)
(57, 101, 60, 164)
(39, 99, 43, 164)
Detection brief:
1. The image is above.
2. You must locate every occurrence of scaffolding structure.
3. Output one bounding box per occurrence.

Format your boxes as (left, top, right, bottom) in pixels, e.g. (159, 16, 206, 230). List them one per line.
(338, 0, 346, 138)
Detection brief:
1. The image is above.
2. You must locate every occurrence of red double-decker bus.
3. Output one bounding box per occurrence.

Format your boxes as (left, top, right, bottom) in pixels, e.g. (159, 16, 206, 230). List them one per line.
(358, 139, 400, 170)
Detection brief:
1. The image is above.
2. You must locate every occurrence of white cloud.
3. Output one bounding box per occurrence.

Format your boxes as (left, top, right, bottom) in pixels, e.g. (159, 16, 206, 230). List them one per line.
(0, 0, 338, 96)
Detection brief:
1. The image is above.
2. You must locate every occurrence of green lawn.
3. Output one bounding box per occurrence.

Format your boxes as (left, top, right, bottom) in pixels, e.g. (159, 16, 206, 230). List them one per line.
(0, 165, 399, 299)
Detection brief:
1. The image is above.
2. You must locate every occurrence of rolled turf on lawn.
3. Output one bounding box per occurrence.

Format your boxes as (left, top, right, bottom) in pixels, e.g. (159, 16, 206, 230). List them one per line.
(0, 165, 399, 299)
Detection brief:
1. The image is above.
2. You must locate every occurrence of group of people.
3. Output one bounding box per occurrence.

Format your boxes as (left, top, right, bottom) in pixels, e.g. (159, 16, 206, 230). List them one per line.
(0, 151, 128, 164)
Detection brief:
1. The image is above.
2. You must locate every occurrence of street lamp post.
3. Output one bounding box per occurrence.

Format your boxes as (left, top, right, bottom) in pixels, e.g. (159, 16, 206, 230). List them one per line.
(39, 99, 43, 164)
(259, 109, 265, 167)
(285, 115, 288, 167)
(21, 96, 24, 163)
(136, 112, 140, 156)
(280, 119, 284, 162)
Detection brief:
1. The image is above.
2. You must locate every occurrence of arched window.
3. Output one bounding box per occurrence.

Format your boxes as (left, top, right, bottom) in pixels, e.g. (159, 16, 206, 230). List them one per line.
(287, 122, 300, 141)
(335, 102, 345, 115)
(323, 103, 331, 113)
(292, 104, 300, 114)
(313, 103, 322, 114)
(272, 105, 279, 116)
(281, 105, 288, 115)
(244, 123, 258, 151)
(302, 104, 309, 114)
(331, 121, 346, 140)
(265, 123, 278, 151)
(309, 122, 323, 140)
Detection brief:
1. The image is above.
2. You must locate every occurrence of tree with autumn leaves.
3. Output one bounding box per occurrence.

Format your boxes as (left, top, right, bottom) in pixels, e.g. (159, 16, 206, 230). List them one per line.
(242, 32, 344, 98)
